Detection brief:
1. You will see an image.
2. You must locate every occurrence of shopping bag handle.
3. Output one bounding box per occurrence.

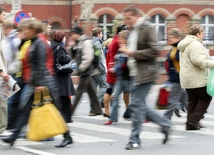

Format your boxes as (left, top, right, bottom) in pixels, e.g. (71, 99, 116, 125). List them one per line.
(32, 87, 52, 108)
(41, 87, 52, 103)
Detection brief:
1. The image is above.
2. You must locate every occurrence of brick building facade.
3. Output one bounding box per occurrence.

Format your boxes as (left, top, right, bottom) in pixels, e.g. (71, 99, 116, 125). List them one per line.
(1, 0, 214, 83)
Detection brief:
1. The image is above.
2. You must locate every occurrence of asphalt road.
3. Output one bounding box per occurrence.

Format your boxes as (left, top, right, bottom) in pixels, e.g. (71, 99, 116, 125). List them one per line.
(1, 85, 214, 155)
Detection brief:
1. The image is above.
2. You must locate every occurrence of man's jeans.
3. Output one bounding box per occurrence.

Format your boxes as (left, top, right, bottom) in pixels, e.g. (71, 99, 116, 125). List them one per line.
(91, 74, 107, 103)
(129, 82, 170, 144)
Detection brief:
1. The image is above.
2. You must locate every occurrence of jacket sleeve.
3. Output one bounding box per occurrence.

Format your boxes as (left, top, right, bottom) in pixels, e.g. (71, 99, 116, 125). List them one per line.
(132, 26, 159, 60)
(56, 45, 71, 65)
(79, 39, 94, 72)
(188, 41, 214, 69)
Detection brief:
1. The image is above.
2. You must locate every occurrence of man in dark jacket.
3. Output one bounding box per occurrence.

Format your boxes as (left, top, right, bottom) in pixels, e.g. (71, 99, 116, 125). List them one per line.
(70, 26, 102, 117)
(121, 5, 171, 150)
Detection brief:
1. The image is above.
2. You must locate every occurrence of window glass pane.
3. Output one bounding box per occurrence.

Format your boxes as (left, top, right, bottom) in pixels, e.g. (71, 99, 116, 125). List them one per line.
(158, 26, 165, 41)
(208, 15, 214, 24)
(201, 16, 206, 24)
(159, 15, 165, 23)
(208, 26, 214, 41)
(98, 15, 104, 23)
(151, 16, 156, 23)
(106, 14, 113, 23)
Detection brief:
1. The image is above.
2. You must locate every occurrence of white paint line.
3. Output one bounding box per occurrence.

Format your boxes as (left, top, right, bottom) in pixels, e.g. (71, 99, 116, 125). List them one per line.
(15, 146, 57, 155)
(55, 133, 116, 143)
(69, 121, 184, 139)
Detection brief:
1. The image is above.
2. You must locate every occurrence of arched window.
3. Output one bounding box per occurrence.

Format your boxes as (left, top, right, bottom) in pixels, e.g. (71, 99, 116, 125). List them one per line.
(201, 15, 214, 42)
(51, 22, 62, 30)
(98, 14, 114, 40)
(151, 14, 166, 42)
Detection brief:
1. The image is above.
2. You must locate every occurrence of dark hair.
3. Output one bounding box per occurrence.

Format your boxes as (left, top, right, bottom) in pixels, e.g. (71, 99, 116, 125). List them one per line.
(92, 27, 102, 37)
(123, 5, 141, 16)
(53, 30, 65, 42)
(0, 6, 5, 14)
(116, 24, 129, 34)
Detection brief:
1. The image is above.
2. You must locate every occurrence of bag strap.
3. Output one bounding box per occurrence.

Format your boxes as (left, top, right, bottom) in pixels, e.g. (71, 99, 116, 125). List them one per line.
(41, 87, 52, 103)
(32, 90, 43, 108)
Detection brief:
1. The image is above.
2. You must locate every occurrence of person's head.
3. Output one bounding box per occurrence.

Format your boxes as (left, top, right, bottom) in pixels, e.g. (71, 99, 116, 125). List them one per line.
(0, 6, 6, 23)
(118, 30, 129, 46)
(92, 27, 103, 39)
(188, 24, 204, 40)
(167, 28, 183, 45)
(41, 20, 52, 36)
(123, 5, 142, 27)
(52, 30, 66, 43)
(103, 38, 113, 49)
(18, 18, 43, 40)
(115, 24, 129, 35)
(71, 26, 83, 40)
(2, 20, 15, 36)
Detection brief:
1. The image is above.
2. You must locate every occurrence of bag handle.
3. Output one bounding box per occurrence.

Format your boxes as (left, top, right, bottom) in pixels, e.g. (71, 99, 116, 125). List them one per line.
(32, 90, 43, 108)
(41, 87, 52, 103)
(32, 87, 52, 108)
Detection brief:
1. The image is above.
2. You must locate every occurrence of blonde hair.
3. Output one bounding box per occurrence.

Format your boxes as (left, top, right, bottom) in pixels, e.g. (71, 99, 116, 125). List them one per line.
(168, 28, 183, 39)
(18, 18, 43, 34)
(188, 24, 203, 36)
(2, 20, 15, 29)
(118, 30, 129, 39)
(103, 38, 113, 48)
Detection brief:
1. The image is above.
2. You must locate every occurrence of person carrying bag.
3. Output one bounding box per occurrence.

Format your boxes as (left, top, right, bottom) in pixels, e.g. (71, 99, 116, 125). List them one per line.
(27, 87, 67, 141)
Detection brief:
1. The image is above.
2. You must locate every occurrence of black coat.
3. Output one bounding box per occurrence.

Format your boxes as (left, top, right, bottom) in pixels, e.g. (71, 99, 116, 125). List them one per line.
(51, 41, 76, 96)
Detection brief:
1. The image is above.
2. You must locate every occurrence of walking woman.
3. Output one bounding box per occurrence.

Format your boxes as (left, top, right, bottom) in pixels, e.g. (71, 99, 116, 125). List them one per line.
(178, 24, 214, 130)
(1, 19, 73, 147)
(51, 30, 76, 123)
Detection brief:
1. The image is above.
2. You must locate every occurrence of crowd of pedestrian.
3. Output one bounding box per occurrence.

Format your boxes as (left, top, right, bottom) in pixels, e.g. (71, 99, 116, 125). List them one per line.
(0, 4, 213, 151)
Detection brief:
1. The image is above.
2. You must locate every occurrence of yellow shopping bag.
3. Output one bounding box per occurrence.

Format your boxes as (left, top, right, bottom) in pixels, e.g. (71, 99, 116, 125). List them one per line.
(27, 87, 67, 141)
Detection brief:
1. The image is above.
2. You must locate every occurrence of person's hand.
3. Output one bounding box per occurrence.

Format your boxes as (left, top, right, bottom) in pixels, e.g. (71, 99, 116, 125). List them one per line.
(1, 72, 9, 83)
(35, 86, 46, 91)
(120, 47, 133, 57)
(109, 68, 115, 73)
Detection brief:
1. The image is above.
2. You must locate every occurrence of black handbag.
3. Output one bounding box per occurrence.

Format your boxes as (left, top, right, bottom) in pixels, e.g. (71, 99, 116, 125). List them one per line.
(56, 59, 73, 74)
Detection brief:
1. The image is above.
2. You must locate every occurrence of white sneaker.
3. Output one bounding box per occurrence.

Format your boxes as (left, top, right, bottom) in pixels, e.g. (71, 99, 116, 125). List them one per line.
(0, 130, 12, 137)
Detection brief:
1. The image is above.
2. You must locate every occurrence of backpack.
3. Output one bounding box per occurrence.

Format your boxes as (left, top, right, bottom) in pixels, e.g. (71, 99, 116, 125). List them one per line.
(81, 38, 101, 69)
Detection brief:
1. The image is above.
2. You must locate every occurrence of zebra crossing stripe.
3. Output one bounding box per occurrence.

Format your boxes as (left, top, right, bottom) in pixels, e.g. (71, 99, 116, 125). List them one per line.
(55, 133, 116, 143)
(69, 121, 184, 140)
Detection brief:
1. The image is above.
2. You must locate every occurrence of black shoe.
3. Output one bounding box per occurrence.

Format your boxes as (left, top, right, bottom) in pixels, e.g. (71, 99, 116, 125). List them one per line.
(1, 136, 15, 147)
(186, 122, 200, 130)
(55, 137, 73, 148)
(103, 113, 110, 118)
(174, 109, 181, 117)
(162, 128, 169, 144)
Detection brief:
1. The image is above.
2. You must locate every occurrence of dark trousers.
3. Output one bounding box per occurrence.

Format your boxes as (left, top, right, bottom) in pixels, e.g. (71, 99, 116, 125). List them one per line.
(60, 96, 72, 123)
(71, 75, 102, 115)
(186, 86, 212, 126)
(7, 76, 25, 130)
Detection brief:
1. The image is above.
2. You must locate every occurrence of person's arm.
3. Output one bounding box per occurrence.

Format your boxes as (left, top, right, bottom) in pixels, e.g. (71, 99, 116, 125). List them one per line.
(189, 41, 214, 69)
(0, 70, 9, 83)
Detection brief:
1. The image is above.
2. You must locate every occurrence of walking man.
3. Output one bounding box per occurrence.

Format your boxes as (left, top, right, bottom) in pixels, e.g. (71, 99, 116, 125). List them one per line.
(120, 5, 171, 150)
(0, 6, 9, 133)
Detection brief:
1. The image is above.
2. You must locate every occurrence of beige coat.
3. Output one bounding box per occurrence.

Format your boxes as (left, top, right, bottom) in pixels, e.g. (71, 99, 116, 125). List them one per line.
(178, 35, 214, 89)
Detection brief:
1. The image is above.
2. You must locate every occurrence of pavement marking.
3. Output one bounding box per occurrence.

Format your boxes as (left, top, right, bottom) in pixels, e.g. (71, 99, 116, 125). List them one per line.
(15, 146, 57, 155)
(69, 121, 184, 140)
(55, 132, 116, 143)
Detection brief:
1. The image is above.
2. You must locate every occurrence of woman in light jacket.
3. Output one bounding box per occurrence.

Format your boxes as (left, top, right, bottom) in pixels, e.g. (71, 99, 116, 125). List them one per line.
(178, 24, 214, 130)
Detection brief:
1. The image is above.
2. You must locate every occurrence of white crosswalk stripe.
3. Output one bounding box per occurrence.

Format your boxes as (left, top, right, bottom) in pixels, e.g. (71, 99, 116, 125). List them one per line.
(60, 112, 214, 144)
